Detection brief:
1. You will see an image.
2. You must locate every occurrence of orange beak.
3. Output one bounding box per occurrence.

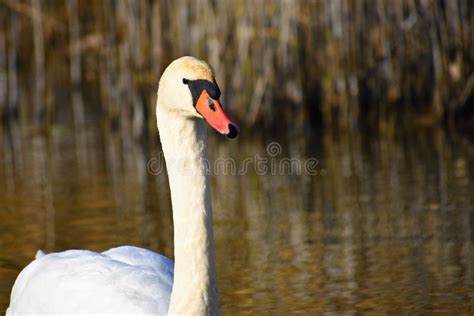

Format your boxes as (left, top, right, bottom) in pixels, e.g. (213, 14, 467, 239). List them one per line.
(195, 91, 239, 138)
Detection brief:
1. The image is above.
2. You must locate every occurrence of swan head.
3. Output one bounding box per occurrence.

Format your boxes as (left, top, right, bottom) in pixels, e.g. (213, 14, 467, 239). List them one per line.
(157, 56, 239, 138)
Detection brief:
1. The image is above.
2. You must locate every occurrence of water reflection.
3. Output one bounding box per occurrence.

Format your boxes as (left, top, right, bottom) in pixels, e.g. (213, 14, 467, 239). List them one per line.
(0, 120, 473, 313)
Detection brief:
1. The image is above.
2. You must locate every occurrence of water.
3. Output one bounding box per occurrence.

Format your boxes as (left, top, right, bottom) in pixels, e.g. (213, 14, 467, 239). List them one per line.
(0, 120, 473, 314)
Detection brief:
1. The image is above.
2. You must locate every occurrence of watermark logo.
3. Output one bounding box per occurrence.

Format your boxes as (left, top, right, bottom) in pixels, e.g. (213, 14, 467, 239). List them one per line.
(267, 142, 282, 156)
(147, 142, 326, 176)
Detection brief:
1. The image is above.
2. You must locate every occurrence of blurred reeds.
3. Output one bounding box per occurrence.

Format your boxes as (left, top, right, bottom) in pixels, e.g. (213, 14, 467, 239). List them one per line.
(0, 0, 473, 136)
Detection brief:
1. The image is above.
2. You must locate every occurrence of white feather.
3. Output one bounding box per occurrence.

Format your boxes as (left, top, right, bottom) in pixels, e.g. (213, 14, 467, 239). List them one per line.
(35, 250, 45, 259)
(7, 246, 173, 315)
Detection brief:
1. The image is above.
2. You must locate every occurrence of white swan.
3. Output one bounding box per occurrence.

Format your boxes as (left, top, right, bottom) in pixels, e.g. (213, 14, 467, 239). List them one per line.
(7, 56, 239, 316)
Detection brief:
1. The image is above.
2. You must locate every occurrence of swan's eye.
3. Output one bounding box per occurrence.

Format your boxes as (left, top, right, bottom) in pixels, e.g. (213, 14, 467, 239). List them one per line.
(207, 97, 216, 111)
(182, 78, 189, 85)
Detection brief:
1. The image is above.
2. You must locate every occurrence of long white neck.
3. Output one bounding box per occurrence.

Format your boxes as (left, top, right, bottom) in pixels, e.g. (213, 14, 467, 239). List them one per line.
(156, 106, 219, 316)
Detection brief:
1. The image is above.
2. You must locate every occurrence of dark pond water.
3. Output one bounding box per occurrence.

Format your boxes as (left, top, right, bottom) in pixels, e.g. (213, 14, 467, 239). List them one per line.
(0, 118, 473, 314)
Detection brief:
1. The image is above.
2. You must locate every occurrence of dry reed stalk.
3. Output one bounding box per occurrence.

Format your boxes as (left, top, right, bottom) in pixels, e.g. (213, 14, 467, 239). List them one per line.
(7, 12, 18, 119)
(0, 28, 6, 120)
(0, 0, 472, 133)
(66, 0, 85, 128)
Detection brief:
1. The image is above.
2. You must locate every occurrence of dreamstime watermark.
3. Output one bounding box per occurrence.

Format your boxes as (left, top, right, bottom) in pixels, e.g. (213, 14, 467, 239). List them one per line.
(147, 142, 327, 176)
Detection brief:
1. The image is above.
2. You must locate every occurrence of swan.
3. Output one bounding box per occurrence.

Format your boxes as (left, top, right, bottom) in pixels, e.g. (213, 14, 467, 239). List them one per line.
(7, 56, 239, 316)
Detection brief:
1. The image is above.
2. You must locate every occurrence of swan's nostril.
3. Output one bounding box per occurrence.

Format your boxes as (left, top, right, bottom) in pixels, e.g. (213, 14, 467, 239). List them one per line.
(207, 97, 216, 111)
(227, 124, 239, 138)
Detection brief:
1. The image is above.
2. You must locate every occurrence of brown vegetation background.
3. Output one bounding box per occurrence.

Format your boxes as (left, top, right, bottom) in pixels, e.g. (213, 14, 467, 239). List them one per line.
(0, 0, 473, 136)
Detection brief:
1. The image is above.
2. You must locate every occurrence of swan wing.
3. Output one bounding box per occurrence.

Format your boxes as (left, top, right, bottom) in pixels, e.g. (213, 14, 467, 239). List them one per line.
(102, 245, 174, 277)
(7, 247, 174, 315)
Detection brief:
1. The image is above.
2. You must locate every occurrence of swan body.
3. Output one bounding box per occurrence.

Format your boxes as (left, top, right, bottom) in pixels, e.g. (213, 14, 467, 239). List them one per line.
(7, 56, 239, 316)
(8, 246, 174, 315)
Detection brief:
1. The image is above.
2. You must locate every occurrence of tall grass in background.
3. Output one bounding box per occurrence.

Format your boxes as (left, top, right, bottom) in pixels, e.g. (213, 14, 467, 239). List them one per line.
(0, 0, 473, 137)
